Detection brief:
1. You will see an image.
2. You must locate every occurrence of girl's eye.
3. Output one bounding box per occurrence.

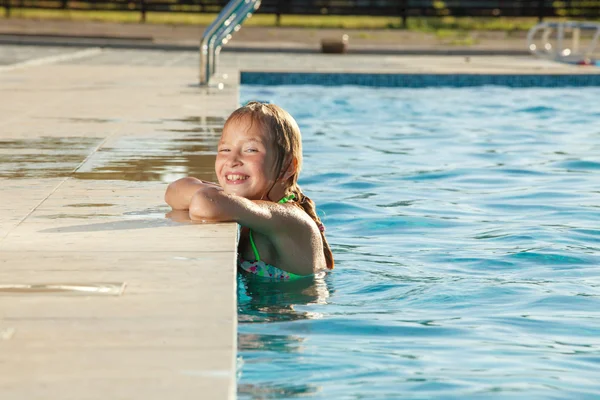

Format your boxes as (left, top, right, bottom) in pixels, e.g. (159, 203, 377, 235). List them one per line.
(218, 148, 230, 153)
(246, 148, 258, 153)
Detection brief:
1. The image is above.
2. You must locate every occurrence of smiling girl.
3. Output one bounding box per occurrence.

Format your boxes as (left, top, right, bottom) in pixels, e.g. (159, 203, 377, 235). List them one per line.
(164, 102, 334, 279)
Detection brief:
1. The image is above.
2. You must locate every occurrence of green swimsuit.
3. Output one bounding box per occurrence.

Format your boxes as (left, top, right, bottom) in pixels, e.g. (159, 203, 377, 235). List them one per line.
(237, 195, 305, 280)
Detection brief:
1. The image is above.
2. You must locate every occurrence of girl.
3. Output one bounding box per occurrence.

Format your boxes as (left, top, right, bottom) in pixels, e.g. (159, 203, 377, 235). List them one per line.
(164, 102, 334, 279)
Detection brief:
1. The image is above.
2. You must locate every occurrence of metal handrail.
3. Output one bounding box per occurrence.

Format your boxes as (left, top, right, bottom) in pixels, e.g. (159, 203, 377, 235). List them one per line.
(210, 0, 261, 83)
(199, 0, 261, 86)
(527, 21, 600, 63)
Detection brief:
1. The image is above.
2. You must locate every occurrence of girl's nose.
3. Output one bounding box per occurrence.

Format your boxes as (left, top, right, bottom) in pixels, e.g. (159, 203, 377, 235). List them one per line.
(227, 151, 243, 167)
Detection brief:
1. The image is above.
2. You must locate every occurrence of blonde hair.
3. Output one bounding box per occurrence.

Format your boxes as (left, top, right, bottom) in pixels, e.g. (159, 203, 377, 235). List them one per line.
(225, 101, 334, 270)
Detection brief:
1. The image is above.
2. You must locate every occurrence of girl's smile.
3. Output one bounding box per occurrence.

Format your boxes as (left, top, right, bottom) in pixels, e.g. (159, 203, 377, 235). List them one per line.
(225, 173, 249, 183)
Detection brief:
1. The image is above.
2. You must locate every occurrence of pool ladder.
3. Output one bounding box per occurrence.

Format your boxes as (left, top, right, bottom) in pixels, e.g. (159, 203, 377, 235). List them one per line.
(199, 0, 261, 86)
(527, 21, 600, 64)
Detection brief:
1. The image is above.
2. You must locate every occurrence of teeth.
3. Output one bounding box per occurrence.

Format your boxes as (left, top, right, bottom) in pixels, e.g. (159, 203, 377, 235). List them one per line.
(226, 174, 247, 181)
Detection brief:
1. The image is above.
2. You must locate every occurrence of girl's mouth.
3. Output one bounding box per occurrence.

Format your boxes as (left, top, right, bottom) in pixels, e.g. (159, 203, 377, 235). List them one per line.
(226, 174, 249, 184)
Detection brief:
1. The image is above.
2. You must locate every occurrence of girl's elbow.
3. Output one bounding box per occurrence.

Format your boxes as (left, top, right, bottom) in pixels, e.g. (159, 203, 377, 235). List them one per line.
(189, 189, 224, 221)
(165, 177, 200, 210)
(165, 181, 185, 210)
(189, 191, 210, 220)
(164, 183, 177, 208)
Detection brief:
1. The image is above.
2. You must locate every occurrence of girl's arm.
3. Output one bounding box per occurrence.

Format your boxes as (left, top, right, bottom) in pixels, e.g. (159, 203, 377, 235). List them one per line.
(189, 186, 322, 276)
(188, 185, 276, 227)
(164, 177, 220, 210)
(189, 186, 305, 237)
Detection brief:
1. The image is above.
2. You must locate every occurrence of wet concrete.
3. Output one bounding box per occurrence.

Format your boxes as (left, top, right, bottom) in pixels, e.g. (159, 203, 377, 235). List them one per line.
(74, 134, 218, 182)
(0, 132, 219, 181)
(0, 137, 103, 178)
(0, 46, 239, 400)
(0, 282, 126, 295)
(66, 203, 115, 207)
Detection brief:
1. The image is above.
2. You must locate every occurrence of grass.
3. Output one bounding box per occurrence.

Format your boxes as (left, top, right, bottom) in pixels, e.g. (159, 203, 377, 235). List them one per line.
(0, 8, 569, 32)
(434, 29, 479, 46)
(404, 16, 544, 32)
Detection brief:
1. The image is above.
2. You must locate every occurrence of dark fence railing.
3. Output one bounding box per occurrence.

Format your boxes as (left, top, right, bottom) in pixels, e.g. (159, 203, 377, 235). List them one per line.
(2, 0, 600, 26)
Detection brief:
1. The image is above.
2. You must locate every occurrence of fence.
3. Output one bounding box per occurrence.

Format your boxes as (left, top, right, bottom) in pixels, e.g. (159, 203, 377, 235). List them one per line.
(2, 0, 600, 26)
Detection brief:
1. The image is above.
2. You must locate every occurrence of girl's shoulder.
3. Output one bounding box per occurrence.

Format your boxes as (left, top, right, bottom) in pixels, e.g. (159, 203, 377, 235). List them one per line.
(275, 201, 320, 234)
(238, 196, 325, 275)
(270, 203, 325, 274)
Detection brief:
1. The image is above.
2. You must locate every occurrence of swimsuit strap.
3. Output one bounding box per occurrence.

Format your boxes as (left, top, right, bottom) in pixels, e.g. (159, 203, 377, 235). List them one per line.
(248, 194, 296, 262)
(277, 194, 296, 204)
(248, 230, 261, 261)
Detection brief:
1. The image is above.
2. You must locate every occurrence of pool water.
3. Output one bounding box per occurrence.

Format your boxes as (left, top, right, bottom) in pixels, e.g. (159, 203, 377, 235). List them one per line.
(237, 85, 600, 399)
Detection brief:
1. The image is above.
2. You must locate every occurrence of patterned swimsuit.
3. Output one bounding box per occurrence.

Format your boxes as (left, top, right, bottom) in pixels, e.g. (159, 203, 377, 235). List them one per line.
(238, 257, 298, 280)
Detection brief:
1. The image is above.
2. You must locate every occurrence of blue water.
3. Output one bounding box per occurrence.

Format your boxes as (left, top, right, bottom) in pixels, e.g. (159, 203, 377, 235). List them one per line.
(237, 85, 600, 399)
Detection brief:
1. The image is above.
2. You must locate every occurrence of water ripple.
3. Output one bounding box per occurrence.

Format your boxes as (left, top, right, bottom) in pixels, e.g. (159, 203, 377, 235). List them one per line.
(238, 85, 600, 399)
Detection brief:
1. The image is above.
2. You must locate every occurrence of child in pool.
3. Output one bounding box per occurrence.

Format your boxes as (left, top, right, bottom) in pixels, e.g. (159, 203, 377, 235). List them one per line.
(164, 102, 334, 279)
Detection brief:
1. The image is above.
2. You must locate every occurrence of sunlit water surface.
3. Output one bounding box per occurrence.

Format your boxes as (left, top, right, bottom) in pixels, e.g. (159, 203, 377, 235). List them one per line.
(237, 85, 600, 399)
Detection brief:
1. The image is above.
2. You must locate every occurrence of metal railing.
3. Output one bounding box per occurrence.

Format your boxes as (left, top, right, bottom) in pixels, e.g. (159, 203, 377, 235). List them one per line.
(199, 0, 261, 86)
(527, 21, 600, 63)
(4, 1, 600, 28)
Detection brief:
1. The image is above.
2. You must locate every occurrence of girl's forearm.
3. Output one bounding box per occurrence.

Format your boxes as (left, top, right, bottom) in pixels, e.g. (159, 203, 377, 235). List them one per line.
(165, 177, 220, 210)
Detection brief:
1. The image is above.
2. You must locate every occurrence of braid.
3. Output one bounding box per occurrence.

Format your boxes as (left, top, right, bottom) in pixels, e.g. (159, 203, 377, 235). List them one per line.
(290, 186, 334, 270)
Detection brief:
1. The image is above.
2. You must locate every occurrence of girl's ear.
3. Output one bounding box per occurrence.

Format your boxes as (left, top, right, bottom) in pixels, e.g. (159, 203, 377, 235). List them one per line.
(282, 157, 298, 181)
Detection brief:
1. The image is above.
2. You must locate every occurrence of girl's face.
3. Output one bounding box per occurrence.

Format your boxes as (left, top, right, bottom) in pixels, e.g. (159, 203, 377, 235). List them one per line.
(215, 116, 279, 200)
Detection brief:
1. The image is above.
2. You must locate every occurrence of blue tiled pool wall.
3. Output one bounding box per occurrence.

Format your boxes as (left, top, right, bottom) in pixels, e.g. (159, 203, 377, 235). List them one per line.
(241, 72, 600, 87)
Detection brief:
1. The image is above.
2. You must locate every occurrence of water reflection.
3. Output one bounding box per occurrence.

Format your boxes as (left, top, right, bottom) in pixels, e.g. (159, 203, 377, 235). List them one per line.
(237, 382, 321, 399)
(165, 116, 226, 126)
(75, 134, 218, 182)
(0, 282, 125, 296)
(36, 117, 118, 124)
(238, 273, 332, 323)
(0, 128, 221, 182)
(65, 203, 114, 207)
(237, 275, 331, 398)
(238, 333, 305, 353)
(0, 137, 103, 179)
(35, 213, 116, 219)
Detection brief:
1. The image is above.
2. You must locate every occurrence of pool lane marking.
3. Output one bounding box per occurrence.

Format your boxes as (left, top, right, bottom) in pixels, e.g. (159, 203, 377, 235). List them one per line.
(0, 47, 103, 72)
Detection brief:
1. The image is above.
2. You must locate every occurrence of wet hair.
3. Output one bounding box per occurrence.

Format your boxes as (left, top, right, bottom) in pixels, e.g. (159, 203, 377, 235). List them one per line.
(225, 101, 334, 270)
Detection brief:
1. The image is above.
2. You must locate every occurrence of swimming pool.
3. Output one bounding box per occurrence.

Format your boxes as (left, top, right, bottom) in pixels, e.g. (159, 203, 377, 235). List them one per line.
(237, 84, 600, 399)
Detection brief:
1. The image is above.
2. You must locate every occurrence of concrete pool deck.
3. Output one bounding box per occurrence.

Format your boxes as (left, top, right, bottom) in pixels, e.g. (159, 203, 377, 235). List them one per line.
(1, 43, 599, 399)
